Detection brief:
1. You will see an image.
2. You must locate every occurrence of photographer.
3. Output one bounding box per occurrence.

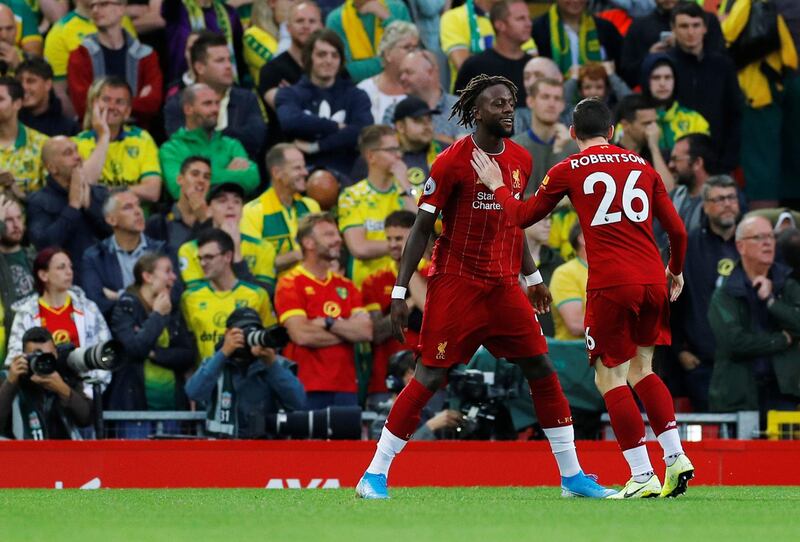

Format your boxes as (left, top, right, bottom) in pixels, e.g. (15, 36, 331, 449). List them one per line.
(0, 327, 93, 439)
(372, 350, 462, 441)
(108, 253, 196, 439)
(185, 308, 306, 438)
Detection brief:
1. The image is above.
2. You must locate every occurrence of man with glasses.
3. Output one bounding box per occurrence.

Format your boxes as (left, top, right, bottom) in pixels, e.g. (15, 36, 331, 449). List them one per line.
(181, 227, 276, 363)
(671, 175, 740, 412)
(66, 0, 161, 128)
(708, 215, 800, 418)
(338, 124, 417, 287)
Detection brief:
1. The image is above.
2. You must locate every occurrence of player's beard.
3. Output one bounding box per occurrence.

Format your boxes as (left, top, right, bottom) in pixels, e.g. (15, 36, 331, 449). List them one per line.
(486, 118, 513, 139)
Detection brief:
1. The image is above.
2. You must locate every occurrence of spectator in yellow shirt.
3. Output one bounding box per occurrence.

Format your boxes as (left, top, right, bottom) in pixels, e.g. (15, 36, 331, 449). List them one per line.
(550, 223, 588, 341)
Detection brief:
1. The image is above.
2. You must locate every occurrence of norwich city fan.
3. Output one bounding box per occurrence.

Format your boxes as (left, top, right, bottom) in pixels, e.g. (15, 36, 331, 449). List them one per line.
(275, 213, 372, 409)
(0, 76, 48, 197)
(338, 125, 417, 287)
(181, 228, 276, 363)
(241, 143, 320, 275)
(74, 77, 163, 203)
(179, 182, 276, 294)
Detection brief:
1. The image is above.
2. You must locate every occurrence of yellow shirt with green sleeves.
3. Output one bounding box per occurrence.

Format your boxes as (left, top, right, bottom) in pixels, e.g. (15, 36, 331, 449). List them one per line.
(337, 178, 406, 287)
(178, 234, 277, 289)
(0, 122, 48, 194)
(657, 102, 710, 151)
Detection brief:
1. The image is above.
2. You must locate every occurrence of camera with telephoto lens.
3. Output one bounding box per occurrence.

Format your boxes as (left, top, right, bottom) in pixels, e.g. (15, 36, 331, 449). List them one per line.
(446, 366, 517, 440)
(25, 340, 123, 378)
(251, 406, 362, 439)
(225, 307, 290, 365)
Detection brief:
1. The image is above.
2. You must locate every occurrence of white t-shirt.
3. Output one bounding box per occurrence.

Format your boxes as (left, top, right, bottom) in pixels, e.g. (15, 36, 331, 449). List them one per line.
(357, 76, 406, 126)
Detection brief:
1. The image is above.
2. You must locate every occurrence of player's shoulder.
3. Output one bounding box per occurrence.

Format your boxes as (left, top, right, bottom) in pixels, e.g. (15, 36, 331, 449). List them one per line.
(434, 135, 473, 164)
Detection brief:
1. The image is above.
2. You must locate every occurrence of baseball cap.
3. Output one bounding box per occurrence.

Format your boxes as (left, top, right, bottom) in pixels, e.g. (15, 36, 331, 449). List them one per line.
(393, 96, 439, 123)
(207, 182, 245, 202)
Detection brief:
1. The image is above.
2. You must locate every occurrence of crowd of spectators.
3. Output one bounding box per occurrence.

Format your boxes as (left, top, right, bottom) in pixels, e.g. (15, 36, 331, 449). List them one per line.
(0, 0, 798, 440)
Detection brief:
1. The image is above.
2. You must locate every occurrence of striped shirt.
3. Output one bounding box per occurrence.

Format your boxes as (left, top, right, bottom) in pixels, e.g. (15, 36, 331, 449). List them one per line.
(418, 135, 531, 285)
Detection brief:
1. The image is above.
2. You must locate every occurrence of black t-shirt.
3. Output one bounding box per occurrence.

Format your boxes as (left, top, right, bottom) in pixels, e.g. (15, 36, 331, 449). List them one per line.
(453, 49, 533, 105)
(101, 44, 128, 80)
(257, 51, 304, 145)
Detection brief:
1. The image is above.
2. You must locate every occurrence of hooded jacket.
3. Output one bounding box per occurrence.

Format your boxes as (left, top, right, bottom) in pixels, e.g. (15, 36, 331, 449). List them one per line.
(275, 75, 373, 177)
(641, 53, 710, 150)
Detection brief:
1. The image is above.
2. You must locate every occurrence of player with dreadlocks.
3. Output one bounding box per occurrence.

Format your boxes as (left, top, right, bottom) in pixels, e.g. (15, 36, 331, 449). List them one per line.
(356, 75, 614, 499)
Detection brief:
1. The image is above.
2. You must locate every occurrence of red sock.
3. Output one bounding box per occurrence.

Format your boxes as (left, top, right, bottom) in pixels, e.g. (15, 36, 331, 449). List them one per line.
(385, 378, 435, 440)
(603, 385, 646, 451)
(633, 373, 677, 437)
(528, 373, 573, 428)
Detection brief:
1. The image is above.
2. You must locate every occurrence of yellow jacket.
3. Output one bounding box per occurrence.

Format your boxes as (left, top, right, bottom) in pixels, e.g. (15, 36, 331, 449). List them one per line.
(722, 0, 798, 108)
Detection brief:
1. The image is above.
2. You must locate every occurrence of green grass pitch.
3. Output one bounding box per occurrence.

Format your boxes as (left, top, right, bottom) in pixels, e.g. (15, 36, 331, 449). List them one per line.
(0, 487, 797, 542)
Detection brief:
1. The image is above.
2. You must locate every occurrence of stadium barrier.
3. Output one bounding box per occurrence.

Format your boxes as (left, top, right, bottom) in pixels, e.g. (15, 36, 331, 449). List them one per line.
(1, 439, 799, 488)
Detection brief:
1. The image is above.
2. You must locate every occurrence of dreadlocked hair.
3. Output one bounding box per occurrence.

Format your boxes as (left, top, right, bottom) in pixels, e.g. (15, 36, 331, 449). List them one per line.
(449, 74, 518, 128)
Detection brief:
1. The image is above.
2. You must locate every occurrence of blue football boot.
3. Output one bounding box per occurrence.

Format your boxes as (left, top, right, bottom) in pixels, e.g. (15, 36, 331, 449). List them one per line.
(561, 470, 617, 498)
(355, 472, 389, 499)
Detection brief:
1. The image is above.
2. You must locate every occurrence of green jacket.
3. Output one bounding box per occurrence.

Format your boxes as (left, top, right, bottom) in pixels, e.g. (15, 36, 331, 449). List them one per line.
(158, 128, 260, 200)
(707, 261, 800, 412)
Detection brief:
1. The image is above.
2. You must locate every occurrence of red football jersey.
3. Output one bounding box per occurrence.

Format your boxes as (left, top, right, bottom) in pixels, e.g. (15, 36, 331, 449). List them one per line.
(361, 265, 424, 393)
(274, 266, 365, 393)
(493, 144, 687, 291)
(418, 135, 531, 285)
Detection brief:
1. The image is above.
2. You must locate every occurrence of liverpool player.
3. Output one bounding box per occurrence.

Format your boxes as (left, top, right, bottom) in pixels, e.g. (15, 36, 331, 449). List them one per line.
(355, 75, 614, 500)
(472, 97, 693, 498)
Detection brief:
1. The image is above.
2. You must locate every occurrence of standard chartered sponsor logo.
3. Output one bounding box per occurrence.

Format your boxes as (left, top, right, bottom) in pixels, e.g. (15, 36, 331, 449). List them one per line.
(473, 191, 502, 210)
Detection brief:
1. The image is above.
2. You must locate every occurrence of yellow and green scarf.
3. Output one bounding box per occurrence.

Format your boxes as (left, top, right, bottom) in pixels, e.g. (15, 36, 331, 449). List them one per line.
(549, 4, 601, 75)
(183, 0, 239, 82)
(342, 0, 385, 60)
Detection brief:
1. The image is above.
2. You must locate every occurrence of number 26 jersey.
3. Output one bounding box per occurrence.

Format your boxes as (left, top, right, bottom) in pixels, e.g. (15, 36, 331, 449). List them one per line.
(493, 144, 687, 291)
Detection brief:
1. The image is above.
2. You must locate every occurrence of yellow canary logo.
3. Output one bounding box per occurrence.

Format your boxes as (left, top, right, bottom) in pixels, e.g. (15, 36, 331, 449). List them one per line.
(323, 301, 342, 318)
(436, 341, 447, 360)
(52, 329, 71, 345)
(718, 258, 735, 277)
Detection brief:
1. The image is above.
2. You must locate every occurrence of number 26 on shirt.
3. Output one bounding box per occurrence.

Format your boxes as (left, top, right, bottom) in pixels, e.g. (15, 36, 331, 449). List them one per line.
(583, 170, 650, 227)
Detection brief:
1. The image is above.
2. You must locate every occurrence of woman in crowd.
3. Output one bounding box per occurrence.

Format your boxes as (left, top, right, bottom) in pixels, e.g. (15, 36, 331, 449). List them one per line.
(108, 253, 196, 439)
(357, 20, 419, 125)
(243, 0, 294, 85)
(6, 248, 112, 392)
(563, 61, 631, 125)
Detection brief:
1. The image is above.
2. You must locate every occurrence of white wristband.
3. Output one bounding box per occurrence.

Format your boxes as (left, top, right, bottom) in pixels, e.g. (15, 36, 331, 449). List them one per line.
(524, 271, 543, 287)
(391, 286, 408, 299)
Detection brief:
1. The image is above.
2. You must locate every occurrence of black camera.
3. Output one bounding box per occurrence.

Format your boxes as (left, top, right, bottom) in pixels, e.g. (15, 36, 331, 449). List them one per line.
(256, 406, 362, 439)
(446, 366, 517, 439)
(225, 308, 290, 365)
(25, 341, 122, 378)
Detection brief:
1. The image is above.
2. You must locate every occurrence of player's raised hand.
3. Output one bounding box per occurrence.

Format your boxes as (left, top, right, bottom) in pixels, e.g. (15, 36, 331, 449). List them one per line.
(470, 149, 503, 191)
(527, 283, 552, 314)
(390, 299, 409, 343)
(666, 267, 684, 302)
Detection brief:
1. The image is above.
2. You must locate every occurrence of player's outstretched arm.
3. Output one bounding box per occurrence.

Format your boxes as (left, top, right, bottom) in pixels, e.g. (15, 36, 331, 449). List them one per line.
(390, 210, 437, 343)
(471, 149, 560, 228)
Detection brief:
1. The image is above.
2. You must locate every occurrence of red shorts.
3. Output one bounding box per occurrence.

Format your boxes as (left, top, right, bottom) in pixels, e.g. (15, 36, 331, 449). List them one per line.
(584, 283, 671, 368)
(418, 273, 547, 368)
